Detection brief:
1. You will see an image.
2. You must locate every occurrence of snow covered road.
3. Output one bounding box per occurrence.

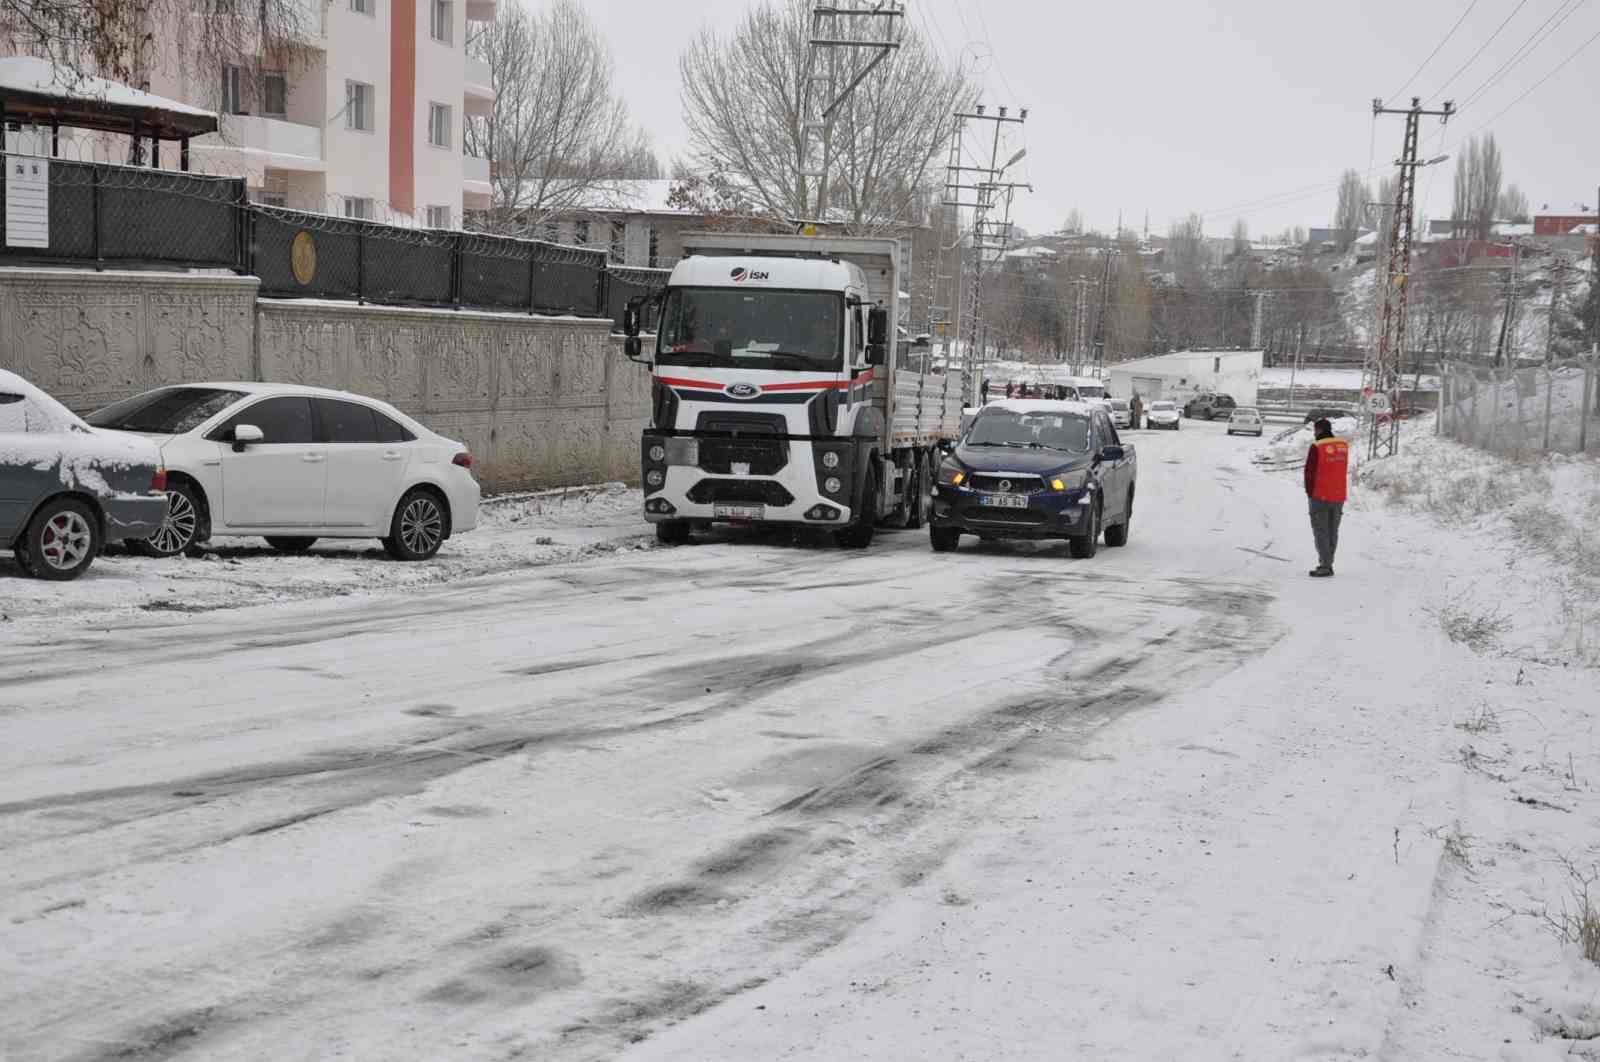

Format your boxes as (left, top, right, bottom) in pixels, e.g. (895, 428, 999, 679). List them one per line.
(3, 420, 1594, 1060)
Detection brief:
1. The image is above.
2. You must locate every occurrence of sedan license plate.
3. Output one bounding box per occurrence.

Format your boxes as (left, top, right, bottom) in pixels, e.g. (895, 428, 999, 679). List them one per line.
(714, 504, 764, 521)
(980, 493, 1029, 509)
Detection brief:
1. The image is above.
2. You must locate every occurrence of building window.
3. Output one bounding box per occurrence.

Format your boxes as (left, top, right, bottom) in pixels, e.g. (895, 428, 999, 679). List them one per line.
(574, 220, 589, 245)
(350, 0, 373, 14)
(1214, 356, 1221, 373)
(430, 0, 452, 43)
(344, 197, 373, 220)
(648, 225, 659, 267)
(221, 64, 246, 115)
(426, 205, 451, 229)
(542, 220, 560, 243)
(428, 103, 451, 148)
(261, 72, 287, 118)
(253, 189, 287, 208)
(346, 81, 373, 131)
(610, 221, 625, 261)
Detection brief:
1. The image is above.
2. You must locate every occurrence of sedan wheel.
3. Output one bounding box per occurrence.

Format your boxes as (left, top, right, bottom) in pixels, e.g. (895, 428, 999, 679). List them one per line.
(383, 489, 448, 561)
(130, 483, 203, 558)
(17, 497, 100, 580)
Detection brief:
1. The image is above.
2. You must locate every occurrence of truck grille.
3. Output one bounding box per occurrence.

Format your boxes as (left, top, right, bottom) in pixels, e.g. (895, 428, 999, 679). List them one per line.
(698, 437, 787, 476)
(687, 479, 795, 506)
(968, 474, 1045, 495)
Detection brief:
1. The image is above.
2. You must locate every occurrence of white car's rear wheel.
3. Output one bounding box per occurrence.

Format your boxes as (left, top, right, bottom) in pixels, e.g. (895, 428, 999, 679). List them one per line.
(383, 488, 449, 561)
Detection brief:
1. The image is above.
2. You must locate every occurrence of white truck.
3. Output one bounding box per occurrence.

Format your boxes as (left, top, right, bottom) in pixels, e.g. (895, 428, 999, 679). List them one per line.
(622, 232, 965, 548)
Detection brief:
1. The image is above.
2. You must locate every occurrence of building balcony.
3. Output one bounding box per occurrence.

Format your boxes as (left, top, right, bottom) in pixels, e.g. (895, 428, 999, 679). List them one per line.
(191, 114, 324, 174)
(464, 55, 494, 116)
(464, 152, 492, 209)
(465, 0, 498, 21)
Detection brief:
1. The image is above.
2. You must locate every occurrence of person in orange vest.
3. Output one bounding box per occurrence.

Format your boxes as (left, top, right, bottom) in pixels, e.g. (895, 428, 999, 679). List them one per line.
(1303, 418, 1349, 578)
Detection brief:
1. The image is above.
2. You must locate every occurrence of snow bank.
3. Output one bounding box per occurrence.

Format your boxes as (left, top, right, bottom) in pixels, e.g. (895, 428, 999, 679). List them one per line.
(1258, 415, 1358, 466)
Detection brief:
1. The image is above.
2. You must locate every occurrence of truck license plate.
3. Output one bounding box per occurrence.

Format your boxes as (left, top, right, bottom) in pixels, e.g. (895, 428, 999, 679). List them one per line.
(714, 504, 764, 521)
(980, 494, 1029, 509)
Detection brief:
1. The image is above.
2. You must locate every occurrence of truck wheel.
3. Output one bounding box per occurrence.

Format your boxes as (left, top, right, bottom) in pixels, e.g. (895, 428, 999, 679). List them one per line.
(1068, 499, 1100, 559)
(929, 525, 960, 552)
(1103, 490, 1131, 547)
(836, 465, 877, 549)
(655, 521, 692, 546)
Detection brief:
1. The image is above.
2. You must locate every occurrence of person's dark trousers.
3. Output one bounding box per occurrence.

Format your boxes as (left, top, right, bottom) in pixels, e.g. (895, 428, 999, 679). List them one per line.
(1309, 498, 1343, 571)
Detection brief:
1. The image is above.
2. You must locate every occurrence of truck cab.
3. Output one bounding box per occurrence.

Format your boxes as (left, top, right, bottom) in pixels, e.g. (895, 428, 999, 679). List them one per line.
(628, 233, 963, 548)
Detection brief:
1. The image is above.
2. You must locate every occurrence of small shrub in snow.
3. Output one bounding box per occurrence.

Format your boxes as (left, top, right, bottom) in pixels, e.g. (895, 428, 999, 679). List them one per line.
(1542, 856, 1600, 966)
(1454, 703, 1500, 734)
(1430, 598, 1511, 653)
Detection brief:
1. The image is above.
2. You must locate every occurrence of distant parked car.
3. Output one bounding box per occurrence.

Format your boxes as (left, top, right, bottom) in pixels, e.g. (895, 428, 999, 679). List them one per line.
(1226, 407, 1265, 437)
(1145, 400, 1181, 430)
(1184, 393, 1238, 420)
(1, 369, 168, 580)
(87, 383, 480, 561)
(1108, 398, 1132, 429)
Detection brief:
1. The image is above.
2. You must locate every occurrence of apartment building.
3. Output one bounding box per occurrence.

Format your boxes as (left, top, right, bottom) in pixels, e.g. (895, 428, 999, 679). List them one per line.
(147, 0, 496, 227)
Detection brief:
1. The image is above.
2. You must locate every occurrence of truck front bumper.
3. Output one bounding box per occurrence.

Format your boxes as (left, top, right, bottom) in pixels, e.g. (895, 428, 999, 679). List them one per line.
(640, 432, 856, 526)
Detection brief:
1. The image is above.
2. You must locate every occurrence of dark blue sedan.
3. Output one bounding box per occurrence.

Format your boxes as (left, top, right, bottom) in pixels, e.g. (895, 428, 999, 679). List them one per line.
(929, 400, 1137, 559)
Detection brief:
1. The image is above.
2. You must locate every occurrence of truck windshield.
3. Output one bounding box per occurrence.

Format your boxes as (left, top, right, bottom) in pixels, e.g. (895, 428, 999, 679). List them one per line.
(968, 410, 1091, 452)
(657, 287, 843, 371)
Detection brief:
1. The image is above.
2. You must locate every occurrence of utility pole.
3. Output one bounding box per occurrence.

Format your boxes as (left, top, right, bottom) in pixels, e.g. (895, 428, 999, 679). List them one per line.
(942, 103, 1029, 403)
(1092, 245, 1117, 376)
(1495, 241, 1521, 367)
(1366, 95, 1455, 459)
(1249, 290, 1269, 351)
(798, 3, 903, 223)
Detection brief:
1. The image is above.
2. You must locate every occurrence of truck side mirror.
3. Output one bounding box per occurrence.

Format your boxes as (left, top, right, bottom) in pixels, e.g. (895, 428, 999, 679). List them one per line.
(622, 295, 646, 337)
(864, 344, 886, 367)
(623, 336, 645, 361)
(867, 306, 888, 346)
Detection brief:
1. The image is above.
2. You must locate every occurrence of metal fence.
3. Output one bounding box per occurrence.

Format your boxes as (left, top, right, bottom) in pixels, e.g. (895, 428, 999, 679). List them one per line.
(1439, 358, 1600, 456)
(0, 155, 617, 318)
(0, 157, 246, 270)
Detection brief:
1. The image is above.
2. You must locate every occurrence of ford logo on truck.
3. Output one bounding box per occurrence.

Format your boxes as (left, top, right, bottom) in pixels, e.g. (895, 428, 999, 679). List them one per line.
(724, 382, 760, 399)
(729, 267, 769, 283)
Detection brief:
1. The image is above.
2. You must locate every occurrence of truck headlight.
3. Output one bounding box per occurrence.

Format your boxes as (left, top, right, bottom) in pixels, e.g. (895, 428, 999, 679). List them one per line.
(648, 443, 666, 463)
(646, 469, 665, 488)
(821, 451, 840, 469)
(824, 476, 843, 495)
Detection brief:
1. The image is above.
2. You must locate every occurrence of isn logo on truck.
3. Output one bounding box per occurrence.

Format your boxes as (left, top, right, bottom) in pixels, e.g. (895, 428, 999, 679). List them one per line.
(729, 267, 770, 283)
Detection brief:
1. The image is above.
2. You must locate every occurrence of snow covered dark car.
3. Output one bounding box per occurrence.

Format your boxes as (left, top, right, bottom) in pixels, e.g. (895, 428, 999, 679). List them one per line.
(1, 370, 168, 580)
(928, 400, 1136, 559)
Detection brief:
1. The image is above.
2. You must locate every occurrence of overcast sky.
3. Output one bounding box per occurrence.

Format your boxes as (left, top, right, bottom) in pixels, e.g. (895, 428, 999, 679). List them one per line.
(596, 0, 1600, 239)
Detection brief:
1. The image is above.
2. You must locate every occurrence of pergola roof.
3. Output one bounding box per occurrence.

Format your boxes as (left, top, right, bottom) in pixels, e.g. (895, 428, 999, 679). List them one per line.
(0, 56, 218, 139)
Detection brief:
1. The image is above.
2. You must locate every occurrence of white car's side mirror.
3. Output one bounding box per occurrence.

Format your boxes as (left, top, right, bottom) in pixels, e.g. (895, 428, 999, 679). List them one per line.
(231, 423, 263, 452)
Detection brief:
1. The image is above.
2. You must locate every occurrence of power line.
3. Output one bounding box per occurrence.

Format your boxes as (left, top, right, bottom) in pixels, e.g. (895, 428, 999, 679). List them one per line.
(1386, 0, 1483, 104)
(1448, 22, 1600, 144)
(1427, 0, 1535, 102)
(1456, 0, 1590, 109)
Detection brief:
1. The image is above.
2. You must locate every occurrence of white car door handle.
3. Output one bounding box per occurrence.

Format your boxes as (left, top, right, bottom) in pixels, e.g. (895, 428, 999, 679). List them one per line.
(302, 453, 325, 464)
(381, 451, 404, 461)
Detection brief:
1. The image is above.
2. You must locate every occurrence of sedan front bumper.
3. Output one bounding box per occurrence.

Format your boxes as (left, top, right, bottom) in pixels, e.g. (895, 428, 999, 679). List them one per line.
(929, 484, 1093, 540)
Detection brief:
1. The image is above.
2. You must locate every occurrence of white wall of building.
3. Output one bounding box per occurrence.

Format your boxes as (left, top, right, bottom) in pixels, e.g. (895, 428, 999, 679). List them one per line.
(412, 0, 467, 226)
(321, 0, 392, 216)
(1107, 350, 1263, 406)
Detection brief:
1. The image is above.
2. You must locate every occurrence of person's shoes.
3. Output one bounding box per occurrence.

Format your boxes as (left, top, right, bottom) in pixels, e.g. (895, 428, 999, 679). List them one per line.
(1309, 566, 1334, 578)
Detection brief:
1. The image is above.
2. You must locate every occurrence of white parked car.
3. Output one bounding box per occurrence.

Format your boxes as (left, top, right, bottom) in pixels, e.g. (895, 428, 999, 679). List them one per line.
(1145, 400, 1181, 430)
(1108, 398, 1131, 429)
(87, 383, 479, 560)
(1227, 407, 1265, 437)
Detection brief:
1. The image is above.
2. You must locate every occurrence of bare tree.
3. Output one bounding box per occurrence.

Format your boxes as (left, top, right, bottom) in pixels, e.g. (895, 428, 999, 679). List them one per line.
(0, 0, 314, 92)
(679, 0, 969, 230)
(1062, 208, 1084, 234)
(1451, 135, 1503, 241)
(1497, 182, 1530, 223)
(1333, 169, 1365, 249)
(466, 0, 656, 234)
(1167, 213, 1206, 281)
(1231, 218, 1249, 257)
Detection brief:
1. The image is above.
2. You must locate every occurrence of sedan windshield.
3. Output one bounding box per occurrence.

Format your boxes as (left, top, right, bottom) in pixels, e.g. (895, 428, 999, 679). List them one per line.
(87, 387, 246, 434)
(657, 287, 843, 371)
(967, 410, 1091, 452)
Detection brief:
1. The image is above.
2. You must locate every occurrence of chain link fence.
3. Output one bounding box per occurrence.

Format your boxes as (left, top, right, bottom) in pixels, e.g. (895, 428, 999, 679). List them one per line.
(604, 266, 670, 333)
(1439, 358, 1600, 457)
(0, 154, 619, 318)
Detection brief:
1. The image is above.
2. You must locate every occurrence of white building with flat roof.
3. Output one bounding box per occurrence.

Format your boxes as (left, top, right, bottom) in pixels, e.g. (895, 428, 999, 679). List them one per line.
(1106, 350, 1264, 406)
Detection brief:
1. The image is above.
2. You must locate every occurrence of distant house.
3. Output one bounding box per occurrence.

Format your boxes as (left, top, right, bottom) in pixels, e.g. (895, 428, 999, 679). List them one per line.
(1534, 214, 1596, 236)
(1306, 227, 1367, 251)
(1105, 349, 1263, 406)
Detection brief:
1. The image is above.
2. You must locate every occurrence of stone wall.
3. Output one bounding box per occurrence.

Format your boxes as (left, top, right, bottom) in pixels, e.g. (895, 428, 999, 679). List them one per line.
(0, 268, 648, 493)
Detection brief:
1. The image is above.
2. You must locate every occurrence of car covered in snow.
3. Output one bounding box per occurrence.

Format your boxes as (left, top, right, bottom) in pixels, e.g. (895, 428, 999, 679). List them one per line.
(1226, 407, 1265, 437)
(929, 399, 1136, 559)
(1, 369, 168, 580)
(1145, 400, 1181, 430)
(86, 383, 480, 561)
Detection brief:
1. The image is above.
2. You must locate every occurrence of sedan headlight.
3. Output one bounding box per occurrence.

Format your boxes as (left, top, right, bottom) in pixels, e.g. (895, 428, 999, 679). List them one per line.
(936, 464, 967, 487)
